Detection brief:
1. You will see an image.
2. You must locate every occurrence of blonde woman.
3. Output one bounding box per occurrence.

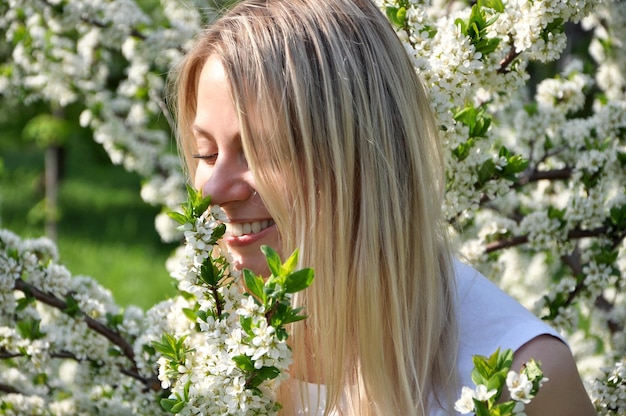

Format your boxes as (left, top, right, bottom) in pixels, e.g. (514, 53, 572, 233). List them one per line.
(171, 0, 595, 414)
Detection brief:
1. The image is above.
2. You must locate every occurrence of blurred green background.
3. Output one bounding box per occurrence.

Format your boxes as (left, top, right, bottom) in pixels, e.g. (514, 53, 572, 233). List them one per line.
(0, 100, 178, 310)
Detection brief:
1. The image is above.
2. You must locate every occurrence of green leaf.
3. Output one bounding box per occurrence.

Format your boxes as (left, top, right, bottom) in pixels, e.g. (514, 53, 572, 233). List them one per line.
(504, 155, 529, 175)
(385, 6, 406, 28)
(496, 348, 513, 369)
(492, 401, 517, 415)
(16, 318, 45, 340)
(199, 258, 220, 286)
(15, 295, 35, 311)
(454, 104, 492, 139)
(471, 355, 492, 385)
(106, 312, 124, 327)
(182, 307, 198, 322)
(63, 294, 80, 317)
(160, 397, 186, 413)
(284, 268, 315, 293)
(212, 223, 227, 240)
(453, 139, 475, 161)
(195, 195, 212, 217)
(153, 334, 188, 362)
(523, 358, 543, 381)
(167, 211, 187, 225)
(455, 2, 501, 59)
(477, 159, 496, 184)
(281, 306, 308, 325)
(609, 204, 626, 228)
(244, 269, 266, 301)
(232, 354, 255, 372)
(281, 249, 300, 275)
(594, 249, 618, 265)
(547, 206, 565, 222)
(261, 245, 283, 277)
(478, 0, 504, 13)
(107, 346, 123, 357)
(183, 380, 192, 401)
(32, 372, 48, 386)
(255, 365, 280, 381)
(473, 399, 491, 416)
(247, 366, 281, 388)
(541, 17, 564, 42)
(240, 316, 253, 336)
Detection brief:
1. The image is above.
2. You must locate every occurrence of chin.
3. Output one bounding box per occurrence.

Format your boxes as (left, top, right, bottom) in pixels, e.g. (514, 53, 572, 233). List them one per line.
(231, 252, 271, 277)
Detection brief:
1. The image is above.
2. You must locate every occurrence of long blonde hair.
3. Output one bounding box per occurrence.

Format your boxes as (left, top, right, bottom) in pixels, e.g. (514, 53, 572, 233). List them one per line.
(172, 0, 458, 414)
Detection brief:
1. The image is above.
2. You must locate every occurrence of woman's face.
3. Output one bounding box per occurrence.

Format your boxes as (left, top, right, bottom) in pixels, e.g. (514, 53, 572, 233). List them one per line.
(193, 55, 280, 276)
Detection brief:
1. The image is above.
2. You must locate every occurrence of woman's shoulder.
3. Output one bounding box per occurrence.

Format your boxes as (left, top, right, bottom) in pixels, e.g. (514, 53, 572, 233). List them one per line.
(507, 334, 597, 415)
(453, 259, 552, 329)
(451, 259, 564, 385)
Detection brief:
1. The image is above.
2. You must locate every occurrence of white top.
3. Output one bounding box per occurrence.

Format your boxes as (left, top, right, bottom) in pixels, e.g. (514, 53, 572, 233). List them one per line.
(293, 259, 564, 415)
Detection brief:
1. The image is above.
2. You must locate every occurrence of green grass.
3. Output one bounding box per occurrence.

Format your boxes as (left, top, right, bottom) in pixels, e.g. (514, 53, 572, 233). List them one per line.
(1, 128, 178, 310)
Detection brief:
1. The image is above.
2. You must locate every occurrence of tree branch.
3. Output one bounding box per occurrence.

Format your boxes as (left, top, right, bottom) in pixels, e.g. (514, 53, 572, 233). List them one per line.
(484, 226, 608, 253)
(1, 345, 161, 392)
(516, 167, 572, 187)
(0, 383, 21, 394)
(13, 279, 136, 364)
(38, 0, 146, 40)
(497, 47, 521, 74)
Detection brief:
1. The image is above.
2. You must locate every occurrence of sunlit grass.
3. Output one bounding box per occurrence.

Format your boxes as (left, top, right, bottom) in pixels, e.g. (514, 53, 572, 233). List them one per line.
(1, 134, 178, 310)
(57, 237, 176, 309)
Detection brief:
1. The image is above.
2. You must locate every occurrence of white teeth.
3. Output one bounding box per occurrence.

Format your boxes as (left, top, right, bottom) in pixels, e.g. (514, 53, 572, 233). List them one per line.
(230, 223, 243, 236)
(228, 220, 273, 237)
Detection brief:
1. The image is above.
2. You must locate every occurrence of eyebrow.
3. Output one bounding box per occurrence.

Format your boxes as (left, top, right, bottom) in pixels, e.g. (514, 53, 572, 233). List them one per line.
(191, 124, 214, 139)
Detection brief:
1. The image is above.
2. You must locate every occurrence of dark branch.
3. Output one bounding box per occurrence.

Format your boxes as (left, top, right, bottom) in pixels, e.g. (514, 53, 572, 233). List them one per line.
(497, 47, 521, 74)
(2, 345, 161, 391)
(13, 279, 136, 364)
(0, 383, 21, 394)
(484, 226, 608, 253)
(516, 168, 572, 187)
(38, 0, 146, 40)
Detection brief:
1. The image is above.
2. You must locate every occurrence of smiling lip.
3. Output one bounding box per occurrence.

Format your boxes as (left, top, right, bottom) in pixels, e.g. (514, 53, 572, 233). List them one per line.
(225, 220, 276, 245)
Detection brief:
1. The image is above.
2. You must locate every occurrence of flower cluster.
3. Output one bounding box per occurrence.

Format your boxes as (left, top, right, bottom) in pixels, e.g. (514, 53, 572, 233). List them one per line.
(1, 0, 626, 413)
(591, 359, 626, 415)
(0, 187, 313, 415)
(454, 348, 548, 416)
(152, 187, 313, 415)
(0, 229, 164, 415)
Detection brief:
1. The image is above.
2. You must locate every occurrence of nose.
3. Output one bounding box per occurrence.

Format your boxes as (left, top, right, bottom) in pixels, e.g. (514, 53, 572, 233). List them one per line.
(197, 157, 253, 207)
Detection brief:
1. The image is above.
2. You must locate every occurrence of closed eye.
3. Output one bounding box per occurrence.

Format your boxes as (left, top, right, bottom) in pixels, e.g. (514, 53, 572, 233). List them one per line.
(193, 153, 218, 163)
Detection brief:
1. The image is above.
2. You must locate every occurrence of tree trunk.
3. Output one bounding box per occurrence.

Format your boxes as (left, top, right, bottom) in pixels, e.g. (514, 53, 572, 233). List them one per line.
(45, 144, 61, 241)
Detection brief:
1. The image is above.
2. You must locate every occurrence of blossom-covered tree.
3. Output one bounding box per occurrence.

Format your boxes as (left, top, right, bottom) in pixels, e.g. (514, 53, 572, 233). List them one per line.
(0, 0, 624, 414)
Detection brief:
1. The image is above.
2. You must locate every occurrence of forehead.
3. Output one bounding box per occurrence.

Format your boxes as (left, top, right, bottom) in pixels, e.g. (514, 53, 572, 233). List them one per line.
(193, 55, 240, 141)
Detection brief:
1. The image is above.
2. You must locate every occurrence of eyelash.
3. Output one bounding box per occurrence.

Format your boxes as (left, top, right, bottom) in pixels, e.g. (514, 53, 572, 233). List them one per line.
(193, 153, 218, 162)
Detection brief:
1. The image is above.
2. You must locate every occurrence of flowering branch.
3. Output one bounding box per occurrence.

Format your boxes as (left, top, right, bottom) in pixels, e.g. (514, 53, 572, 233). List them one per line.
(13, 277, 137, 364)
(36, 0, 148, 40)
(515, 167, 572, 186)
(0, 383, 20, 395)
(484, 226, 609, 253)
(455, 348, 548, 415)
(497, 48, 522, 74)
(152, 186, 314, 414)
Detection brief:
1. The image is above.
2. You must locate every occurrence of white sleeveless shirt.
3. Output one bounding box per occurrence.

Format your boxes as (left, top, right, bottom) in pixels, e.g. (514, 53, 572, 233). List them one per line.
(292, 259, 564, 415)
